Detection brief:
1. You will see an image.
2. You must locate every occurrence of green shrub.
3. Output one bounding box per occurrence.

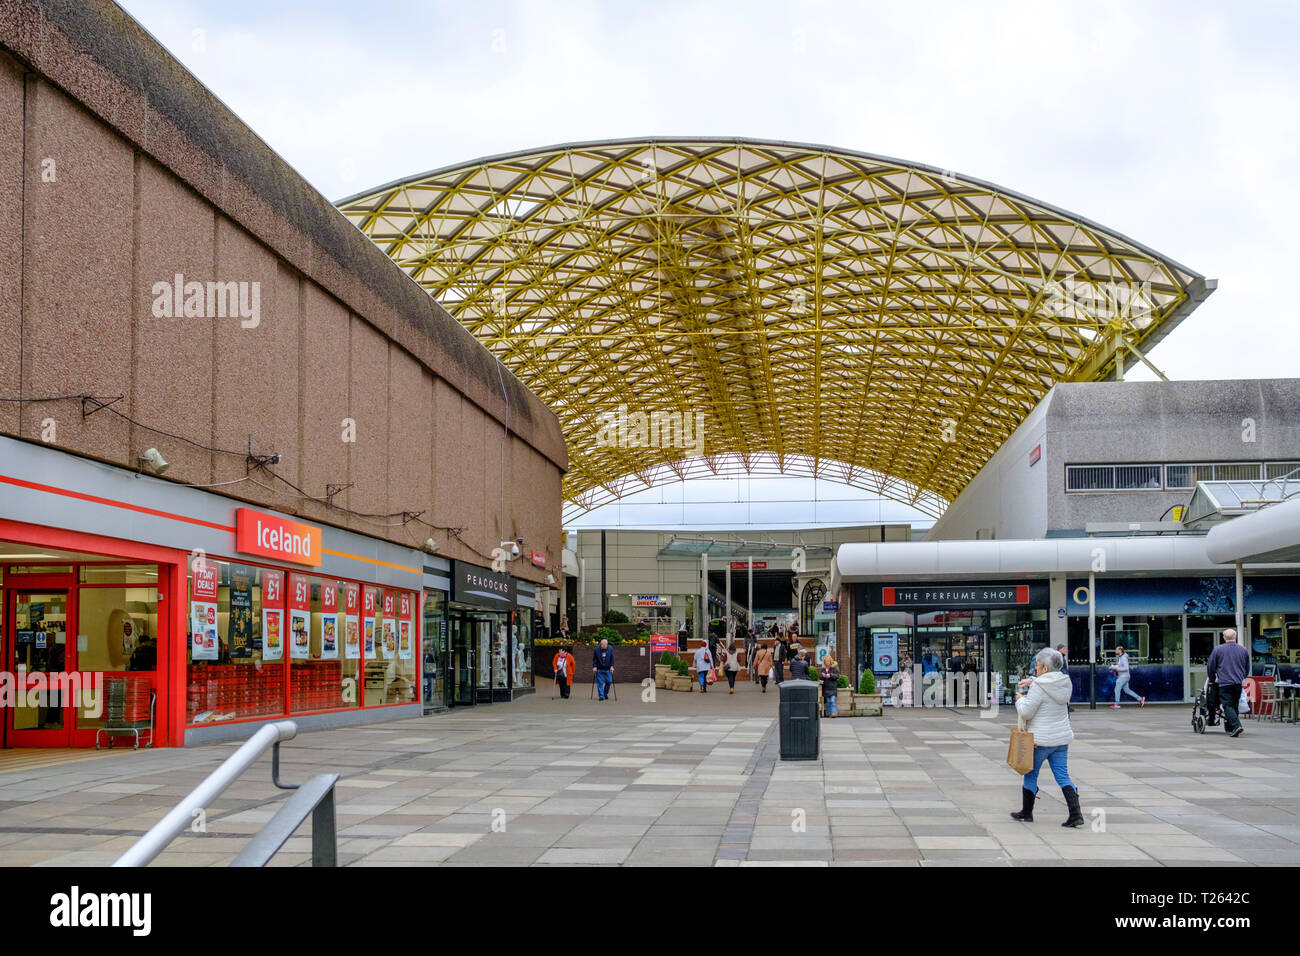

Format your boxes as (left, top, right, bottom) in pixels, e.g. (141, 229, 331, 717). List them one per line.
(593, 626, 622, 645)
(858, 670, 876, 694)
(603, 610, 629, 624)
(674, 659, 689, 677)
(837, 674, 850, 689)
(659, 653, 681, 670)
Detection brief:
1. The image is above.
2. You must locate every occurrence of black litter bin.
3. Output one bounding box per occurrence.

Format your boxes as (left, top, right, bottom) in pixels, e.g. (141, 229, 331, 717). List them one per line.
(779, 679, 820, 760)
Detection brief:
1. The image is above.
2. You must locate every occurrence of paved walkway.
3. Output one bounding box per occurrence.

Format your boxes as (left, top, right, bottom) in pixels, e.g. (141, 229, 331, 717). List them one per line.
(1, 679, 1298, 866)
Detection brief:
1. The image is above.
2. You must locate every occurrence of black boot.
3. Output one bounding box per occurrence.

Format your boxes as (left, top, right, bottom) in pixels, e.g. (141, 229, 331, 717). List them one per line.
(1061, 786, 1084, 828)
(1009, 787, 1035, 822)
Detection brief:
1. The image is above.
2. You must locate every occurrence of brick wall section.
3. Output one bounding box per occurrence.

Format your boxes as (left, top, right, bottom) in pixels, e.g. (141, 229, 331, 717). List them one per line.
(0, 1, 566, 577)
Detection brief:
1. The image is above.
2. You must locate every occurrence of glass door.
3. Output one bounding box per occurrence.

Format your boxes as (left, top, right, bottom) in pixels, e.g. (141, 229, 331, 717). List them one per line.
(1187, 628, 1220, 699)
(450, 615, 475, 707)
(475, 618, 492, 704)
(6, 588, 75, 746)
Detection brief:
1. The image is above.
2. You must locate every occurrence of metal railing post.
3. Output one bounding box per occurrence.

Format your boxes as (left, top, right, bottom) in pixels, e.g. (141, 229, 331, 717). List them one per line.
(312, 786, 337, 867)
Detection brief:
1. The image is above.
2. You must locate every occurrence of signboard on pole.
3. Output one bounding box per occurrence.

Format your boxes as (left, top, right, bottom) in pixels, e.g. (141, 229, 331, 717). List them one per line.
(651, 633, 677, 652)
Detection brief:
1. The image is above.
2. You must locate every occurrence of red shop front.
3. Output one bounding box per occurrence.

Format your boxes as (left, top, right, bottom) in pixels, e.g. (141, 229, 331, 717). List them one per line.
(0, 481, 424, 749)
(0, 516, 188, 749)
(184, 554, 421, 735)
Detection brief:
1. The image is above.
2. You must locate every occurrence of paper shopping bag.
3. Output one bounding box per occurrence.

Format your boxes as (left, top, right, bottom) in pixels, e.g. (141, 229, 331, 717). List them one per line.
(1006, 724, 1035, 775)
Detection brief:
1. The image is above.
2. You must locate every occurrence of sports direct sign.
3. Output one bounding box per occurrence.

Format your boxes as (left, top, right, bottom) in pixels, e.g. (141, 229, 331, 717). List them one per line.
(235, 509, 323, 568)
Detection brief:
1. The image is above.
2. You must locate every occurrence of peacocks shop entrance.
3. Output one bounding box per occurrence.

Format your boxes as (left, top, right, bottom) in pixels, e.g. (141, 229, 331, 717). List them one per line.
(444, 561, 534, 706)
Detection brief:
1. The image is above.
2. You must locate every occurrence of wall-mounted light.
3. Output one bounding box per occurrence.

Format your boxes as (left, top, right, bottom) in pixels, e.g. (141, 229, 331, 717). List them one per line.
(546, 573, 556, 585)
(423, 538, 440, 554)
(138, 448, 169, 475)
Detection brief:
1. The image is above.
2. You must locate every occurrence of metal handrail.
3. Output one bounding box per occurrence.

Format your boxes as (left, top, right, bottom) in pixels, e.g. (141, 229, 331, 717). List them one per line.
(113, 720, 337, 868)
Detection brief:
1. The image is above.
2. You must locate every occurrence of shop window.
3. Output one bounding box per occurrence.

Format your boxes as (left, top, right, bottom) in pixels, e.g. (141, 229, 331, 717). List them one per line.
(513, 612, 533, 689)
(493, 618, 509, 690)
(76, 586, 159, 729)
(362, 588, 418, 707)
(289, 576, 357, 715)
(187, 563, 285, 724)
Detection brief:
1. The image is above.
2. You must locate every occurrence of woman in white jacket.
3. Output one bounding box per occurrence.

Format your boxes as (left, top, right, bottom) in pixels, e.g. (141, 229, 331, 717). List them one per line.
(1010, 647, 1084, 827)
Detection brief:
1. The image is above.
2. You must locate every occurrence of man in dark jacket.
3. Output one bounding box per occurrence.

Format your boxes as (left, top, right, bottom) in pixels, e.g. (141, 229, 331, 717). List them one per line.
(592, 639, 616, 700)
(1206, 628, 1250, 738)
(789, 649, 810, 681)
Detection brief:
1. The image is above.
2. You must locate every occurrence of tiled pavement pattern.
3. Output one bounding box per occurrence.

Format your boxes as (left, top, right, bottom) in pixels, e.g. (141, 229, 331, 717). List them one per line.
(1, 681, 1299, 866)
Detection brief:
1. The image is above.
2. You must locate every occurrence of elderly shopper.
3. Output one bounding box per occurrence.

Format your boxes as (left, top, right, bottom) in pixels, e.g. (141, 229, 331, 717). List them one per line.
(694, 641, 715, 693)
(1010, 647, 1084, 827)
(1206, 627, 1250, 737)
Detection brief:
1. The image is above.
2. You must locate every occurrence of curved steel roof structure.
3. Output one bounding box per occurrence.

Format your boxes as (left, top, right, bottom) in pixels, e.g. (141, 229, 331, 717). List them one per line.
(338, 138, 1213, 522)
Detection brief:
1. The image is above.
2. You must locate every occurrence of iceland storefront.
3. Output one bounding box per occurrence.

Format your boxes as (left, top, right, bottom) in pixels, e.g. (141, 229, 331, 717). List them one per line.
(0, 434, 426, 747)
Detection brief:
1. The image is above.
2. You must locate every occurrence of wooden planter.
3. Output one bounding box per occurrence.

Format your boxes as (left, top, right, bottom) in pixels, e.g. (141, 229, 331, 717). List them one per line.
(836, 687, 853, 714)
(654, 664, 673, 688)
(854, 693, 884, 716)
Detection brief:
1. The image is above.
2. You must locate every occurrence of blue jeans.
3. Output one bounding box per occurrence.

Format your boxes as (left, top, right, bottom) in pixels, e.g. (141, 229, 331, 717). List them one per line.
(825, 693, 837, 716)
(1115, 674, 1141, 703)
(1023, 744, 1073, 794)
(595, 670, 611, 699)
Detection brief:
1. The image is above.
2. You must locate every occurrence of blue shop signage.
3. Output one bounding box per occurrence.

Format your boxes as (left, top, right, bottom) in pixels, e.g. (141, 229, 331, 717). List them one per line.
(1066, 576, 1300, 616)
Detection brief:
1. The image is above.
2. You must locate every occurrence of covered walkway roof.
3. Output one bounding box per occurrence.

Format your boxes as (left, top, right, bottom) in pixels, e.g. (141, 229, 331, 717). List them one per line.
(339, 138, 1213, 521)
(1207, 498, 1300, 565)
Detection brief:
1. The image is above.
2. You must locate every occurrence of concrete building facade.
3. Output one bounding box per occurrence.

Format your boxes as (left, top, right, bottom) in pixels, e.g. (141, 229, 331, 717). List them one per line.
(0, 1, 566, 746)
(833, 379, 1300, 709)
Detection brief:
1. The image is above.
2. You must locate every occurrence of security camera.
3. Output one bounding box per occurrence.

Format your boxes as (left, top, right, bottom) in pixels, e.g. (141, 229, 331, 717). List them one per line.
(138, 448, 169, 475)
(500, 541, 520, 558)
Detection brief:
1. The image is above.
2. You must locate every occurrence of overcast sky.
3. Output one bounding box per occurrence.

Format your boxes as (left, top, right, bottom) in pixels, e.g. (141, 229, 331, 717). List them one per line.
(118, 0, 1300, 529)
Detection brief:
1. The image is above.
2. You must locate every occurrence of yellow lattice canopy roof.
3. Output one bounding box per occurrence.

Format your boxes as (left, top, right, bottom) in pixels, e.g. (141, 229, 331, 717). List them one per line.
(338, 138, 1212, 521)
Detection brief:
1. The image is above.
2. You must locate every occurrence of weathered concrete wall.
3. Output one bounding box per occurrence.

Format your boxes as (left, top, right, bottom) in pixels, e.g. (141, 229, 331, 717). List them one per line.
(0, 1, 566, 579)
(929, 379, 1300, 541)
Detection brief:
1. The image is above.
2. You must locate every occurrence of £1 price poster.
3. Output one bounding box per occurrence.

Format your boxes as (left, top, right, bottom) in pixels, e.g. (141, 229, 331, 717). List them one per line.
(289, 573, 311, 660)
(262, 569, 285, 661)
(344, 582, 361, 660)
(363, 588, 376, 658)
(379, 592, 395, 659)
(320, 581, 339, 660)
(398, 593, 413, 660)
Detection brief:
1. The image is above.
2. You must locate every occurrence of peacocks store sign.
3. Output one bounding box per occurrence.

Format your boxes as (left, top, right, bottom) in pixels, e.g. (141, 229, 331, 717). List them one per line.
(452, 560, 516, 609)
